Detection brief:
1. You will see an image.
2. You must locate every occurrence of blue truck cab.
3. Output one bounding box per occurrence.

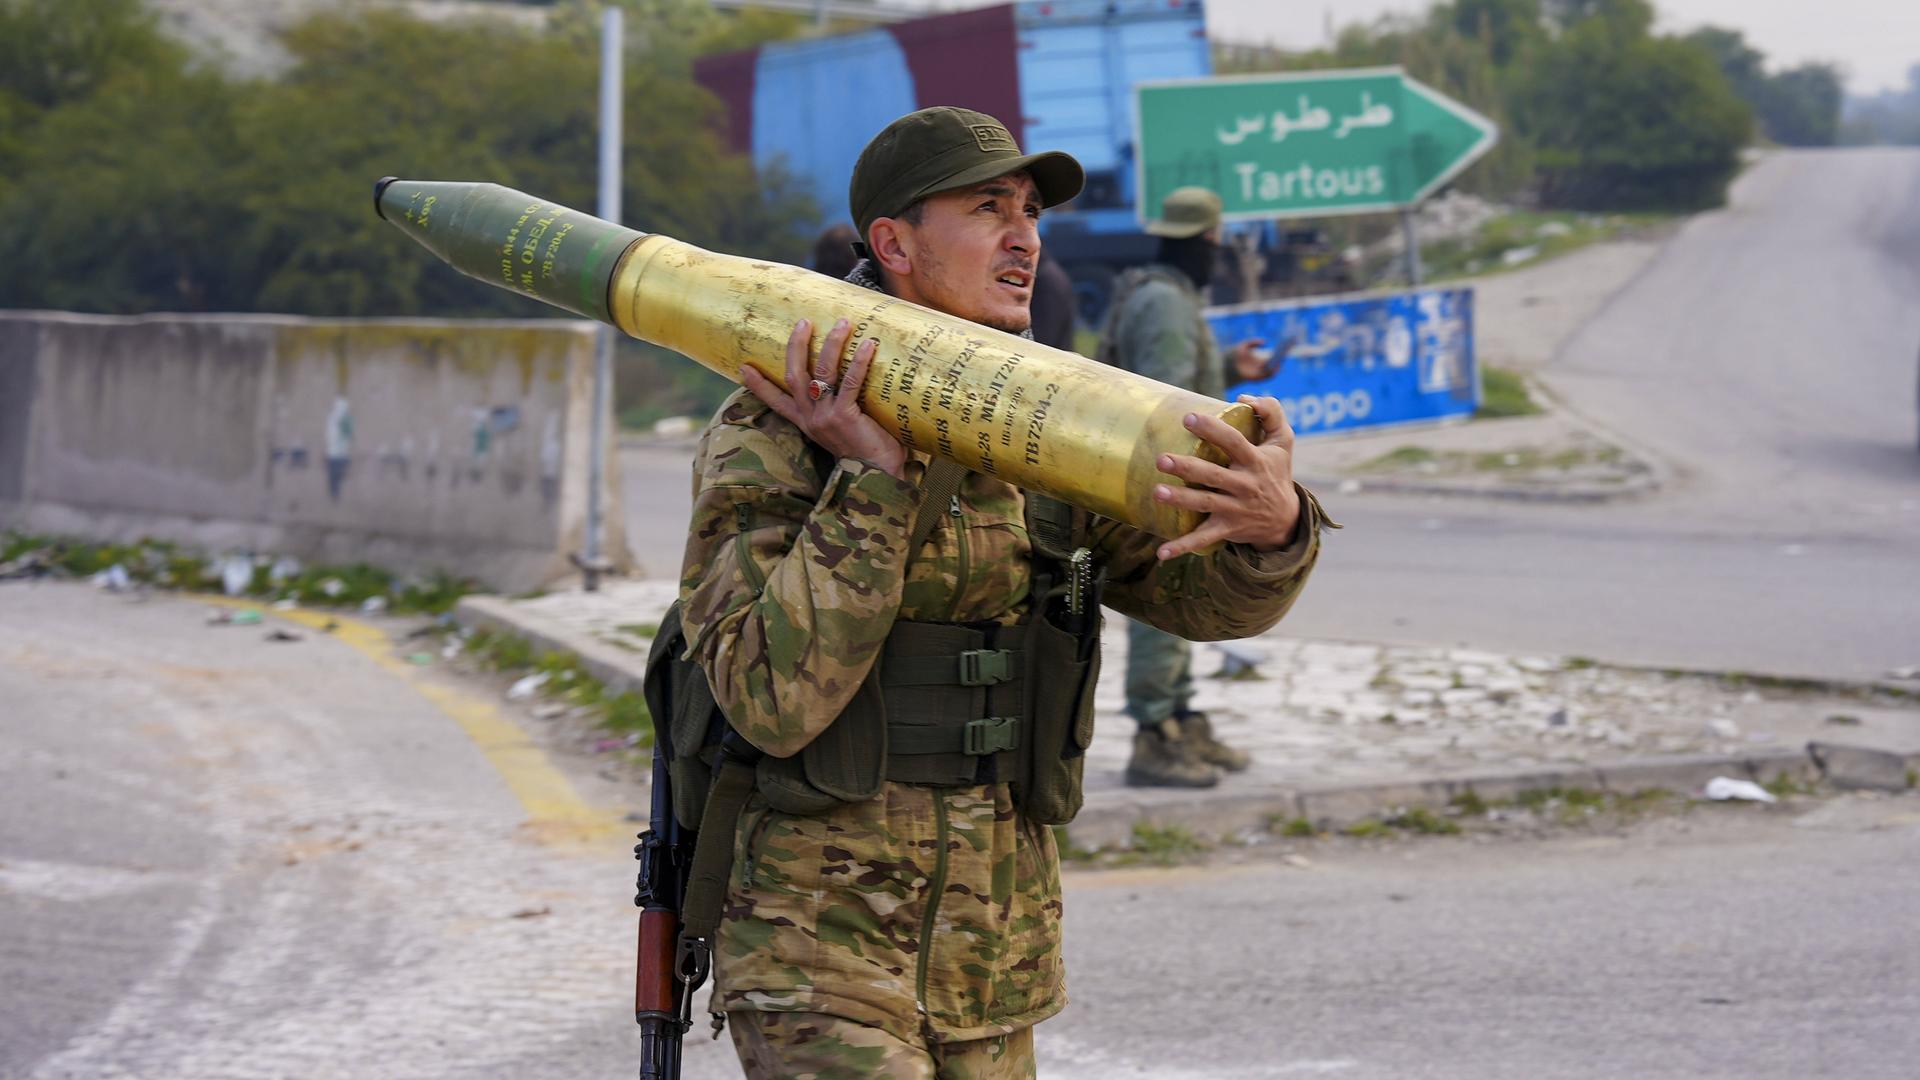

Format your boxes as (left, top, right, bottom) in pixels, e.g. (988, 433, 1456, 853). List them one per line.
(694, 0, 1216, 322)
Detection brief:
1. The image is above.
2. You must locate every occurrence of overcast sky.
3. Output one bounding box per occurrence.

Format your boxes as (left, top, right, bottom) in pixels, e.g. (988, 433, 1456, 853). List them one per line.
(913, 0, 1919, 95)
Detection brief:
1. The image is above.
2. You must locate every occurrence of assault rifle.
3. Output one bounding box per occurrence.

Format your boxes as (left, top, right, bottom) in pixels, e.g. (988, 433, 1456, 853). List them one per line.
(633, 744, 702, 1079)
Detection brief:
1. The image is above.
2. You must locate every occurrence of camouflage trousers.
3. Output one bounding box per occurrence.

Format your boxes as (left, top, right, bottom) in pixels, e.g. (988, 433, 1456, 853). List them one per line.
(1122, 617, 1194, 726)
(730, 1010, 1036, 1080)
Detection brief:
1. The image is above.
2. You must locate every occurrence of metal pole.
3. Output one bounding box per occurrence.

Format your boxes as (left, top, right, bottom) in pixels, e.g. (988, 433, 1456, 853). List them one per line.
(1400, 205, 1423, 287)
(583, 6, 622, 592)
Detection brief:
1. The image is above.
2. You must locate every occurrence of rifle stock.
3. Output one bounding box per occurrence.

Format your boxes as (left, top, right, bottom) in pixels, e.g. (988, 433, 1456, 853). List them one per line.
(634, 745, 693, 1079)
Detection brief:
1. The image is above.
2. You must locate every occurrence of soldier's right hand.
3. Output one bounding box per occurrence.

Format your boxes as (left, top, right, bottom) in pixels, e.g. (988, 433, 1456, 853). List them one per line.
(742, 318, 907, 480)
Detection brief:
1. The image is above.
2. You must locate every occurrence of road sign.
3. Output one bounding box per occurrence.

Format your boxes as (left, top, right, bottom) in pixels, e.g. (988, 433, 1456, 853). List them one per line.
(1135, 67, 1497, 223)
(1209, 286, 1478, 436)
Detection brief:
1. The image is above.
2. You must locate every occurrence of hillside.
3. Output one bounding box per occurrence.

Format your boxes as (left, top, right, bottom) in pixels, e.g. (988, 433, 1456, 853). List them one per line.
(145, 0, 549, 76)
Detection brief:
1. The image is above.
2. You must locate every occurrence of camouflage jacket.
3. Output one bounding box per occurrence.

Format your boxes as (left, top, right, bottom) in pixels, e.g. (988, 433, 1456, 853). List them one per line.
(1096, 264, 1226, 398)
(677, 268, 1328, 1045)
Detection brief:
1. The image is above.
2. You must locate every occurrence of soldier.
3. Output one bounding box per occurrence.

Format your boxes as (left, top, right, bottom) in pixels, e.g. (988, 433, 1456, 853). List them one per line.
(676, 108, 1329, 1078)
(1097, 186, 1273, 788)
(811, 222, 862, 282)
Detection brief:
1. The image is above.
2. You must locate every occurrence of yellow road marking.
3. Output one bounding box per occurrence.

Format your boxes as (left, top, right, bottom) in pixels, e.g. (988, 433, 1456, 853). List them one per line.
(208, 597, 625, 845)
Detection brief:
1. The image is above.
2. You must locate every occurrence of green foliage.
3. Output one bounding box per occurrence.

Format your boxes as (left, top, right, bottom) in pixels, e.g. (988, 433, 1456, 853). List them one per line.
(0, 2, 817, 316)
(1275, 816, 1319, 838)
(1441, 0, 1545, 67)
(1383, 806, 1463, 834)
(1218, 0, 1757, 212)
(1123, 822, 1211, 864)
(1449, 789, 1491, 816)
(463, 624, 655, 744)
(0, 531, 473, 612)
(1688, 27, 1841, 147)
(615, 339, 737, 429)
(1477, 365, 1541, 418)
(1515, 9, 1750, 210)
(1051, 825, 1097, 862)
(0, 0, 181, 112)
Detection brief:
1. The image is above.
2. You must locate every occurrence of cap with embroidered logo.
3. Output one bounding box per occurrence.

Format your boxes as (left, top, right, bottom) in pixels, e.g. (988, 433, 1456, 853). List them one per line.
(849, 107, 1084, 248)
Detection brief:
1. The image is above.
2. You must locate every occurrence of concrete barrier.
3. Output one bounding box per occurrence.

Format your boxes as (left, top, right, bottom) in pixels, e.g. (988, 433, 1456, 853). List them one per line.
(0, 311, 631, 591)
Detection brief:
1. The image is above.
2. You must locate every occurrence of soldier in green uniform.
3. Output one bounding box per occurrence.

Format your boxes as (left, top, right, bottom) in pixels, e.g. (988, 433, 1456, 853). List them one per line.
(1097, 186, 1272, 788)
(676, 109, 1329, 1079)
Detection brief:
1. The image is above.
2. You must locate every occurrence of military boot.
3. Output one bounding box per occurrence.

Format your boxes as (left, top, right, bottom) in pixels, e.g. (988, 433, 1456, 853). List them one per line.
(1124, 718, 1220, 788)
(1176, 710, 1252, 772)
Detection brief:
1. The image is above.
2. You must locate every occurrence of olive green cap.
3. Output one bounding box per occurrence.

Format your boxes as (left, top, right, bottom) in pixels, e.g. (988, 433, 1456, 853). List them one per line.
(1144, 186, 1224, 239)
(849, 107, 1084, 247)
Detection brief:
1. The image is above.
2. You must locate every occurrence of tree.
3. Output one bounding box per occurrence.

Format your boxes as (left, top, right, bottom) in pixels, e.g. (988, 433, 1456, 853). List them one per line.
(0, 3, 817, 316)
(1761, 64, 1843, 147)
(1441, 0, 1544, 67)
(0, 0, 180, 112)
(0, 3, 247, 311)
(1516, 13, 1751, 209)
(1688, 27, 1841, 147)
(0, 0, 186, 207)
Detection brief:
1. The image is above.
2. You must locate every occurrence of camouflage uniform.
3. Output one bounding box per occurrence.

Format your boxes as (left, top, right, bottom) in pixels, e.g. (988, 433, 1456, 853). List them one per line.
(675, 259, 1326, 1075)
(1097, 265, 1229, 728)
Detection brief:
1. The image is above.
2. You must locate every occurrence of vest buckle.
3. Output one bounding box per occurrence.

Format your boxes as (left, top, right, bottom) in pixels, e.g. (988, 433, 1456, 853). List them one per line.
(957, 648, 1014, 686)
(963, 717, 1020, 755)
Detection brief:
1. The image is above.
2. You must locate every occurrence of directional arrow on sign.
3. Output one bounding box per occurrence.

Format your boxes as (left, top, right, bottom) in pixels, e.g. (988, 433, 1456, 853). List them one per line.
(1134, 66, 1498, 222)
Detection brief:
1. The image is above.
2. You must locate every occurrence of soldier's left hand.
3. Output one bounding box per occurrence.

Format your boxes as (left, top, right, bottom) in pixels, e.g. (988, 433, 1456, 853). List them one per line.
(1149, 394, 1301, 560)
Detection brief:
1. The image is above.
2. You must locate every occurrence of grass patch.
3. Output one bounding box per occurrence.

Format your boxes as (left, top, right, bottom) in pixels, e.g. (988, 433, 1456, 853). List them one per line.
(1053, 825, 1098, 863)
(1359, 445, 1439, 471)
(1449, 789, 1490, 816)
(1274, 816, 1318, 838)
(462, 627, 652, 745)
(616, 622, 660, 638)
(1761, 772, 1818, 799)
(1422, 209, 1673, 283)
(1, 531, 472, 613)
(1476, 365, 1542, 419)
(1341, 818, 1392, 839)
(1562, 655, 1598, 671)
(1382, 806, 1461, 835)
(1118, 822, 1211, 865)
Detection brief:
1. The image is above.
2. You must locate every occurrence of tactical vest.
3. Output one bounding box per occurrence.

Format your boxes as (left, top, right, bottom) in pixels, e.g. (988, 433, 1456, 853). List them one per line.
(1095, 265, 1225, 400)
(643, 460, 1105, 941)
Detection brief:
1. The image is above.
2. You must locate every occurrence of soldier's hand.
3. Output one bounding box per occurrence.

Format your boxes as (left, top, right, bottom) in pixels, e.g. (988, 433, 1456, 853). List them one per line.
(743, 318, 907, 480)
(1148, 394, 1302, 560)
(1229, 338, 1276, 382)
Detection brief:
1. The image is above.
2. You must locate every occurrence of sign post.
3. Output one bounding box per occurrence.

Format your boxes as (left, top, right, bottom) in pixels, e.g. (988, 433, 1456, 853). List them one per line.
(1134, 66, 1496, 224)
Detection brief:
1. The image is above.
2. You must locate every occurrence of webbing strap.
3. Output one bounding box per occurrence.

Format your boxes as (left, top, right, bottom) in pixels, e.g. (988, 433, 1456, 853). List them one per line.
(888, 716, 1022, 756)
(881, 648, 1025, 687)
(909, 459, 968, 555)
(677, 753, 758, 942)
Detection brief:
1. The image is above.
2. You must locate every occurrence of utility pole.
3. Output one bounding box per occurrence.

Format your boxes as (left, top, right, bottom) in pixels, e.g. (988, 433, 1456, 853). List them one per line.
(1400, 205, 1424, 287)
(580, 5, 622, 592)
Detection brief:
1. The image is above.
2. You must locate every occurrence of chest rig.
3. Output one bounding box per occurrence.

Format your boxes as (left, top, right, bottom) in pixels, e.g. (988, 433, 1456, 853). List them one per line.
(643, 460, 1106, 950)
(752, 458, 1105, 826)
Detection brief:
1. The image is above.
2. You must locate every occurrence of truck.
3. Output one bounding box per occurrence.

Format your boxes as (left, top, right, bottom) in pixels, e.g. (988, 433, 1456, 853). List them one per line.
(693, 0, 1219, 324)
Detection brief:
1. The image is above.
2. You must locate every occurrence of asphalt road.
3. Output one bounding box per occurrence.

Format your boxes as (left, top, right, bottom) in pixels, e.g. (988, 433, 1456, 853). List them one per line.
(0, 585, 651, 1080)
(623, 149, 1920, 682)
(6, 583, 1916, 1078)
(1041, 795, 1920, 1080)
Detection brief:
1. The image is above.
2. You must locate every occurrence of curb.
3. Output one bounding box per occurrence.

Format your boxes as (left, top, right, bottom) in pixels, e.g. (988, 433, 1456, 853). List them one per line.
(1299, 469, 1659, 505)
(454, 594, 650, 694)
(450, 595, 1920, 852)
(1063, 743, 1919, 852)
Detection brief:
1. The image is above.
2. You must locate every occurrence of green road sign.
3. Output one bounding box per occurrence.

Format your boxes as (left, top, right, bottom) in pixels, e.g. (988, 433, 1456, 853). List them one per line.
(1134, 66, 1497, 223)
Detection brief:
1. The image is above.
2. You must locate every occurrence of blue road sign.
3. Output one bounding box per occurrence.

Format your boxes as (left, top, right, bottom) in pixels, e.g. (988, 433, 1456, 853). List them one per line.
(1209, 286, 1477, 436)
